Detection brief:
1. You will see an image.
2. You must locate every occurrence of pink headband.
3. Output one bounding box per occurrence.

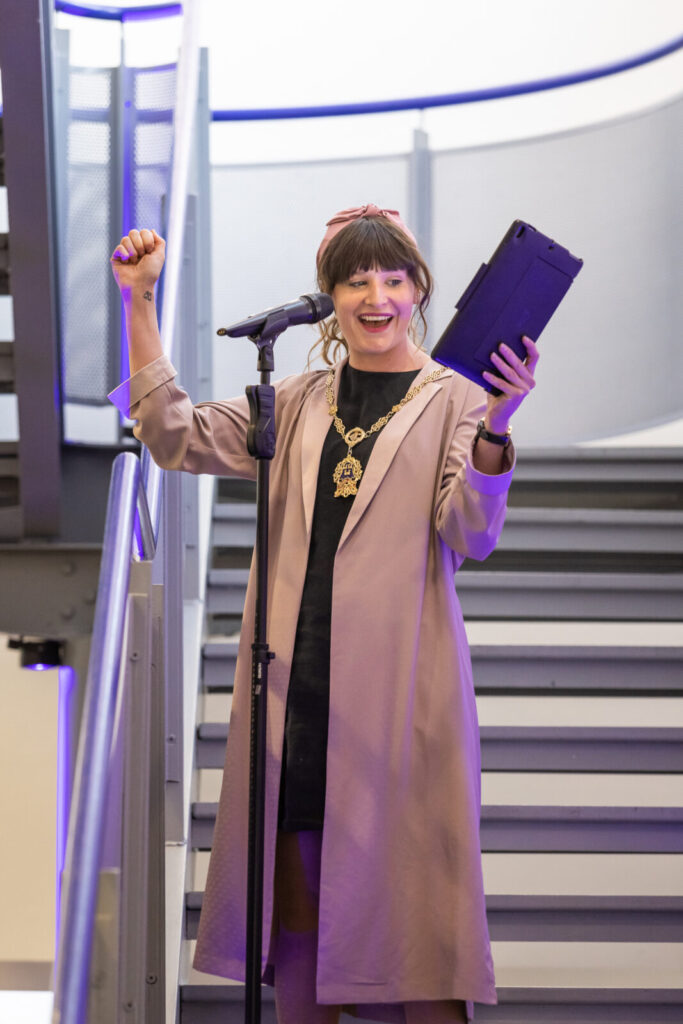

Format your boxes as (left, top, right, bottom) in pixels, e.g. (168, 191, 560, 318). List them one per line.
(317, 203, 418, 263)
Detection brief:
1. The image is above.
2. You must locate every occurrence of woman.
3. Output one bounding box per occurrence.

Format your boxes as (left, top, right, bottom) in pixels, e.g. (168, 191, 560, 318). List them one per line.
(110, 204, 538, 1024)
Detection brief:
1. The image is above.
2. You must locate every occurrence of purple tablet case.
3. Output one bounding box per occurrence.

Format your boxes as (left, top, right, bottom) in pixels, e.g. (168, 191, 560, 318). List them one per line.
(431, 220, 583, 394)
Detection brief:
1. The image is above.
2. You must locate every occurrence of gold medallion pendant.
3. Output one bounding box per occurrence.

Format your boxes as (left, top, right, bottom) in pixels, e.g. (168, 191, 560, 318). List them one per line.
(333, 455, 363, 498)
(324, 365, 445, 498)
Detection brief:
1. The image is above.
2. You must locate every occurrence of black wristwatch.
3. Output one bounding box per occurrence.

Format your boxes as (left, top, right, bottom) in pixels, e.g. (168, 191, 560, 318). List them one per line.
(473, 418, 512, 448)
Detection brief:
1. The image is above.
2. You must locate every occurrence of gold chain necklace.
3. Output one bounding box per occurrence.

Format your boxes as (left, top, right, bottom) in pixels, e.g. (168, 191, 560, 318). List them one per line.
(325, 365, 445, 498)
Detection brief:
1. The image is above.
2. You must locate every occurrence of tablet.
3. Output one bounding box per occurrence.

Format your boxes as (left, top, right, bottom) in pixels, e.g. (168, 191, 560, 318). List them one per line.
(431, 220, 583, 394)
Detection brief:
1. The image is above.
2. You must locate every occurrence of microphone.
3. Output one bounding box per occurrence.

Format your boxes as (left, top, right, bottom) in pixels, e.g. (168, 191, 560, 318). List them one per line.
(217, 292, 334, 338)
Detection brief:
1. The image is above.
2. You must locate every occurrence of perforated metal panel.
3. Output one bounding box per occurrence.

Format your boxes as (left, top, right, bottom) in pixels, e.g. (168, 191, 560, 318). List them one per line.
(61, 68, 115, 404)
(132, 64, 176, 240)
(60, 62, 177, 405)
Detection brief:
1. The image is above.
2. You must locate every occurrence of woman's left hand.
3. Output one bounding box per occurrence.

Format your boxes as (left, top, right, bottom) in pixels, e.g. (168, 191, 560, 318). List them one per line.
(482, 335, 539, 433)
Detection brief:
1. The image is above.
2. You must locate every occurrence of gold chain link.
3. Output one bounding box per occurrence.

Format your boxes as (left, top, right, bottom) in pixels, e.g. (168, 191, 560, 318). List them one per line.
(325, 365, 445, 450)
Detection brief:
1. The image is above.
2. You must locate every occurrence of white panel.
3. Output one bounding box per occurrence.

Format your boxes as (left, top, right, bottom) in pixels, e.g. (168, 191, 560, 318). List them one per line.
(0, 296, 13, 341)
(0, 187, 8, 232)
(432, 98, 683, 443)
(0, 993, 53, 1023)
(491, 941, 683, 988)
(210, 157, 409, 398)
(476, 696, 683, 727)
(481, 773, 683, 806)
(465, 620, 683, 647)
(0, 645, 58, 962)
(62, 402, 120, 445)
(482, 853, 683, 894)
(199, 0, 683, 112)
(0, 393, 18, 441)
(210, 99, 681, 441)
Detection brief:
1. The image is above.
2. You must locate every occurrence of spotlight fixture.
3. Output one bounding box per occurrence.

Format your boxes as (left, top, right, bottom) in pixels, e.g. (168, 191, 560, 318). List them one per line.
(8, 636, 64, 671)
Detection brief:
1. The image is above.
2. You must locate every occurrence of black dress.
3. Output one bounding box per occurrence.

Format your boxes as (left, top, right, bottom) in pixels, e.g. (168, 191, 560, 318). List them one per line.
(278, 361, 420, 831)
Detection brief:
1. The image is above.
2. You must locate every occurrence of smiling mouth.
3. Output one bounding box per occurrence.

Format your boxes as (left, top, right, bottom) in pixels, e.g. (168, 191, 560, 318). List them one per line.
(358, 314, 393, 329)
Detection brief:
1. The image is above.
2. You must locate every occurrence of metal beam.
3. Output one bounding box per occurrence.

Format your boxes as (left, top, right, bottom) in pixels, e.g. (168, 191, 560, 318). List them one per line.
(0, 544, 101, 636)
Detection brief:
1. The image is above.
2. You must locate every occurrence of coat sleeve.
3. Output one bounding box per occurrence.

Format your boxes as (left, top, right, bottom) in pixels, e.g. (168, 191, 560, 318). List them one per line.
(108, 353, 257, 478)
(433, 376, 515, 561)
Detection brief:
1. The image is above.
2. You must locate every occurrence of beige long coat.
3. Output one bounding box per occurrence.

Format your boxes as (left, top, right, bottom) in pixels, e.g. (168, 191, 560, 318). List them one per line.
(110, 353, 514, 1019)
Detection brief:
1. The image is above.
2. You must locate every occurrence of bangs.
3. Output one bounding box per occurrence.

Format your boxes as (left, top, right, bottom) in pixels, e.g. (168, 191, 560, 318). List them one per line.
(318, 217, 417, 288)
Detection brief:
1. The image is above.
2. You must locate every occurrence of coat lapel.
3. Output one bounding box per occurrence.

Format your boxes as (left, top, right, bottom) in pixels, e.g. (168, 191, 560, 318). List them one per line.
(337, 361, 452, 552)
(300, 367, 339, 537)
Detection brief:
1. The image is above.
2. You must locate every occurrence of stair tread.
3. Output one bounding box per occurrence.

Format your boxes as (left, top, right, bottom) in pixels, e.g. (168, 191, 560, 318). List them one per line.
(184, 890, 683, 911)
(180, 982, 683, 1000)
(213, 503, 683, 526)
(207, 567, 683, 585)
(202, 637, 683, 657)
(191, 801, 683, 821)
(196, 721, 682, 741)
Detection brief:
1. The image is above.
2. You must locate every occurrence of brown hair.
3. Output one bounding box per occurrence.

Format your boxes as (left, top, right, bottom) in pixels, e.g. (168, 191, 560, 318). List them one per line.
(310, 216, 433, 367)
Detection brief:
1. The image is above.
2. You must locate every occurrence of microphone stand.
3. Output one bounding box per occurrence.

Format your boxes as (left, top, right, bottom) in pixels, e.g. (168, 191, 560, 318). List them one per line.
(219, 294, 332, 1022)
(241, 312, 286, 1024)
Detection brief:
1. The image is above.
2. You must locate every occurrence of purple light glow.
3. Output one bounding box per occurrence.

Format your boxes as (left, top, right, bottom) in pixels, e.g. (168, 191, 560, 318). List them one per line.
(55, 2, 182, 22)
(26, 663, 54, 671)
(56, 667, 77, 954)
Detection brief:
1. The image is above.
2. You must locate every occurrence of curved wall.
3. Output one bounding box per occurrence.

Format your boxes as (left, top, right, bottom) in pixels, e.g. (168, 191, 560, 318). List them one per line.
(211, 95, 682, 445)
(432, 97, 683, 444)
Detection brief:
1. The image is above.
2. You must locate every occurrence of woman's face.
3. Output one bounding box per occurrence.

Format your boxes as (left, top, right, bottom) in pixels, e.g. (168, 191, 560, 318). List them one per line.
(332, 267, 419, 371)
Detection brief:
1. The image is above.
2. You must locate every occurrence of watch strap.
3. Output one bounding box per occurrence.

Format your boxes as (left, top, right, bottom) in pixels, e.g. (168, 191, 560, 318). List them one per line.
(474, 418, 512, 447)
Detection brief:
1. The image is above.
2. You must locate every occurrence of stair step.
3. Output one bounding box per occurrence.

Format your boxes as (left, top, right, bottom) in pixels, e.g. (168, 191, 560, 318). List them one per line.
(206, 569, 249, 615)
(454, 572, 683, 621)
(206, 568, 683, 623)
(184, 891, 683, 942)
(215, 449, 683, 512)
(510, 447, 683, 488)
(195, 722, 683, 773)
(180, 983, 683, 1023)
(201, 635, 683, 695)
(0, 440, 20, 511)
(212, 503, 256, 547)
(477, 988, 683, 1023)
(180, 984, 276, 1024)
(190, 802, 683, 854)
(500, 507, 683, 553)
(0, 341, 14, 392)
(212, 502, 683, 555)
(202, 639, 238, 691)
(469, 641, 683, 695)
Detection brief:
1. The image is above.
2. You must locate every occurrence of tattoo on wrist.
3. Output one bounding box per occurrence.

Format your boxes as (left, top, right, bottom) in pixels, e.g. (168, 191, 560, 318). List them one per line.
(142, 290, 153, 302)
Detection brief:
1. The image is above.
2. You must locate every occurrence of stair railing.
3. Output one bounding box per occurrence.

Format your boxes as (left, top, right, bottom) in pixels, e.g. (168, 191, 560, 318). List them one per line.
(52, 6, 203, 1021)
(52, 451, 167, 1024)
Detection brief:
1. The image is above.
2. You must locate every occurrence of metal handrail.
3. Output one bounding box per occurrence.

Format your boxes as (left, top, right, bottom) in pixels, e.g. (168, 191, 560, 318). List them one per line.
(52, 452, 154, 1024)
(49, 2, 683, 121)
(4, 19, 671, 136)
(210, 33, 683, 120)
(52, 3, 201, 1015)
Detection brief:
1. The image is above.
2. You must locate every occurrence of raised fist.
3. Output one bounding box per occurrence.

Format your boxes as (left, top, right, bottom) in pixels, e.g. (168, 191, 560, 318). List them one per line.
(110, 228, 166, 296)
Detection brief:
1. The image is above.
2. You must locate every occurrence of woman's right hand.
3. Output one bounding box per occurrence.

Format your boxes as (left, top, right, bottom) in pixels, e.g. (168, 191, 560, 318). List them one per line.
(110, 228, 166, 296)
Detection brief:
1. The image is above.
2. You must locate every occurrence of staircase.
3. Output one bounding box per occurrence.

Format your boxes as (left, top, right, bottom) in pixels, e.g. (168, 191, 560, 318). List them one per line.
(180, 446, 683, 1023)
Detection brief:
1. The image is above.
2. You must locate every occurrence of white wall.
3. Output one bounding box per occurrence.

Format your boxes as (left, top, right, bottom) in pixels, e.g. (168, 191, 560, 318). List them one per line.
(210, 154, 410, 390)
(204, 0, 683, 163)
(0, 640, 58, 972)
(431, 98, 683, 443)
(210, 95, 683, 444)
